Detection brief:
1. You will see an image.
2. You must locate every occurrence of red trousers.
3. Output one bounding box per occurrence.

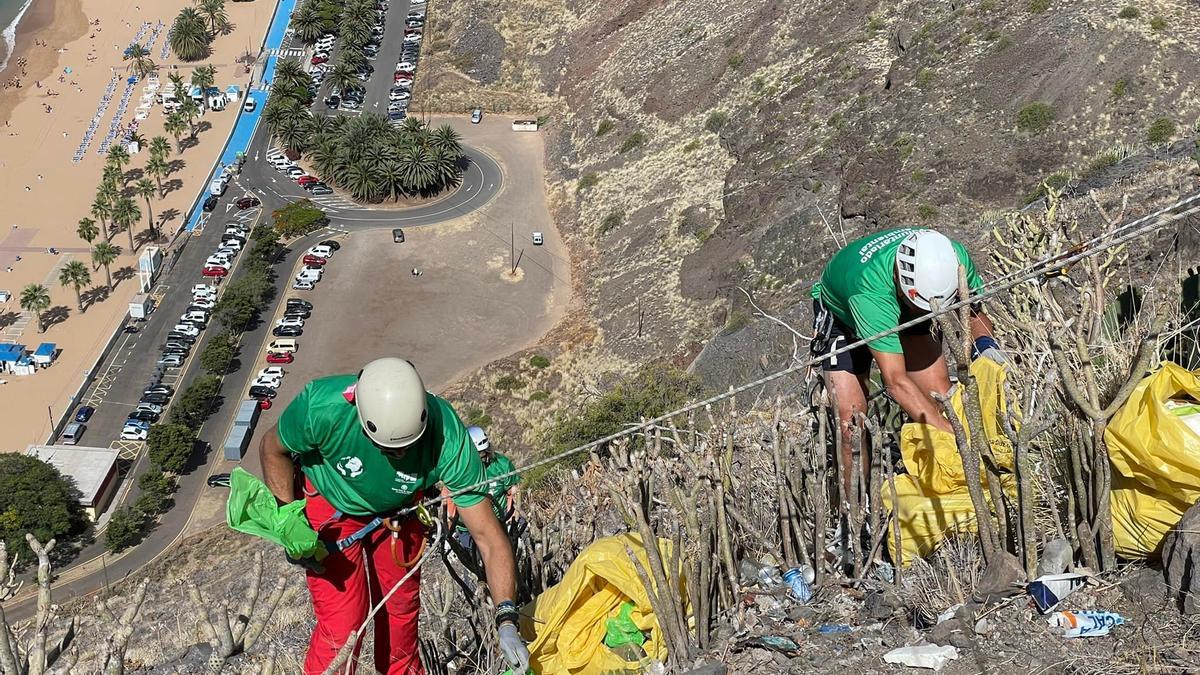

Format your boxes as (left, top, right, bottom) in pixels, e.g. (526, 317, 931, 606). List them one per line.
(303, 482, 426, 675)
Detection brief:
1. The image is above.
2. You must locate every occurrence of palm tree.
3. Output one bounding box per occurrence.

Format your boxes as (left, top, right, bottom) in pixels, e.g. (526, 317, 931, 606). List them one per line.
(398, 146, 435, 193)
(179, 98, 201, 139)
(291, 3, 326, 43)
(164, 112, 188, 151)
(377, 158, 404, 201)
(90, 194, 113, 241)
(134, 179, 158, 239)
(430, 124, 463, 156)
(341, 161, 379, 202)
(274, 60, 310, 94)
(196, 0, 230, 36)
(191, 64, 216, 109)
(328, 63, 359, 97)
(127, 130, 147, 149)
(146, 155, 169, 196)
(113, 197, 142, 252)
(168, 71, 186, 100)
(149, 135, 172, 162)
(169, 7, 210, 62)
(19, 284, 51, 333)
(102, 164, 124, 191)
(92, 243, 120, 290)
(58, 261, 91, 312)
(123, 43, 156, 79)
(77, 217, 99, 246)
(430, 147, 458, 188)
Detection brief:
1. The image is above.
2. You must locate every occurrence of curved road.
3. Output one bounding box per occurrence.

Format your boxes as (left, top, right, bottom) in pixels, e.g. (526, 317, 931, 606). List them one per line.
(3, 146, 503, 622)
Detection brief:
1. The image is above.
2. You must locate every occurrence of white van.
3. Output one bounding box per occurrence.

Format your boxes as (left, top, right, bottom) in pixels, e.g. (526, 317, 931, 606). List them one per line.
(209, 178, 226, 196)
(268, 338, 297, 353)
(181, 310, 208, 325)
(296, 268, 322, 282)
(62, 422, 86, 445)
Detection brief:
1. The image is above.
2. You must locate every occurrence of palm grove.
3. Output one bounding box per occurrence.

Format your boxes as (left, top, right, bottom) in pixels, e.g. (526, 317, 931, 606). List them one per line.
(263, 0, 465, 202)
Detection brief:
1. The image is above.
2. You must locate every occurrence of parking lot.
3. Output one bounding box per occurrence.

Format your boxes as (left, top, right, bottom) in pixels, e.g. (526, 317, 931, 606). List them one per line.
(229, 219, 564, 477)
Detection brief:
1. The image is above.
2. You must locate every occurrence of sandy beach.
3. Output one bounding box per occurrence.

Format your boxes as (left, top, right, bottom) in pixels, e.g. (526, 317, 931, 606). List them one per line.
(0, 0, 275, 449)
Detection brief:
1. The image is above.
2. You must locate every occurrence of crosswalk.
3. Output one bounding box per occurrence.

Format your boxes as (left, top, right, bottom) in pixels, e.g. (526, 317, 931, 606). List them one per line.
(319, 225, 352, 238)
(309, 193, 361, 210)
(267, 47, 306, 58)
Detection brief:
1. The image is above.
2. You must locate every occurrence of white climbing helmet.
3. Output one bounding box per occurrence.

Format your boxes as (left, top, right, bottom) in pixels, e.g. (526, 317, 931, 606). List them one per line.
(355, 358, 428, 449)
(895, 229, 960, 311)
(467, 425, 492, 458)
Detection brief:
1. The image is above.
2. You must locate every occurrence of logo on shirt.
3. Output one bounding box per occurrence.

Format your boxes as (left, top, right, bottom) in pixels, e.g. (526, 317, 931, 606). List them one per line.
(336, 457, 364, 478)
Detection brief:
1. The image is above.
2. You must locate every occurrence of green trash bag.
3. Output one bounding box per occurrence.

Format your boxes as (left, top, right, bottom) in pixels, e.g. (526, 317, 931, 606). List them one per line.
(604, 602, 646, 649)
(225, 467, 327, 560)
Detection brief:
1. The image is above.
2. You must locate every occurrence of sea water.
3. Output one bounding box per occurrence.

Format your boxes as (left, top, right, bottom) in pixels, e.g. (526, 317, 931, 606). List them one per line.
(0, 0, 35, 74)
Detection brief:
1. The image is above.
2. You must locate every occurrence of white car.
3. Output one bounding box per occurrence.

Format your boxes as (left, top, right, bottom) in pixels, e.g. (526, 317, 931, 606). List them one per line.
(307, 245, 333, 258)
(252, 376, 281, 389)
(291, 279, 315, 290)
(403, 33, 421, 43)
(276, 316, 304, 328)
(258, 367, 285, 379)
(216, 246, 239, 258)
(411, 0, 425, 5)
(288, 167, 306, 180)
(192, 284, 216, 297)
(206, 255, 232, 267)
(136, 402, 163, 414)
(171, 324, 200, 337)
(296, 267, 323, 282)
(389, 90, 411, 101)
(395, 62, 415, 72)
(220, 238, 243, 252)
(191, 297, 216, 309)
(532, 231, 544, 245)
(120, 427, 148, 441)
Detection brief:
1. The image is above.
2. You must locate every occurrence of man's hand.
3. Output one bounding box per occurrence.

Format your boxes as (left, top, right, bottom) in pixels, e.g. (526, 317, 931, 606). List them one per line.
(872, 350, 953, 433)
(497, 622, 529, 672)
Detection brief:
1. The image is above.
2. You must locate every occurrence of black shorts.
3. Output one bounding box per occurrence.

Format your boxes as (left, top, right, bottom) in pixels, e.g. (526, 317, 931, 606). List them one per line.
(811, 299, 932, 375)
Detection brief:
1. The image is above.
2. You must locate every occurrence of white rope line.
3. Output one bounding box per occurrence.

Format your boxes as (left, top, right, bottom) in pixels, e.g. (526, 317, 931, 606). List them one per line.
(400, 190, 1200, 517)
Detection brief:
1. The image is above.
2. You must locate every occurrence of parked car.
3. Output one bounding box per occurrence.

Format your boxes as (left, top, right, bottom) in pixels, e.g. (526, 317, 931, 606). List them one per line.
(302, 254, 327, 266)
(259, 367, 285, 379)
(311, 53, 329, 65)
(284, 308, 311, 319)
(120, 427, 148, 441)
(193, 283, 217, 297)
(136, 402, 163, 414)
(298, 176, 319, 186)
(532, 231, 544, 245)
(202, 265, 229, 277)
(291, 279, 315, 290)
(207, 473, 232, 488)
(266, 351, 295, 364)
(392, 228, 405, 243)
(324, 95, 341, 109)
(158, 354, 184, 367)
(202, 195, 219, 212)
(243, 98, 257, 113)
(287, 298, 314, 309)
(310, 185, 334, 195)
(166, 331, 196, 344)
(307, 245, 333, 258)
(273, 325, 303, 337)
(259, 398, 273, 410)
(252, 376, 282, 389)
(74, 406, 95, 423)
(141, 393, 170, 405)
(236, 196, 261, 209)
(171, 324, 200, 337)
(471, 108, 483, 124)
(276, 316, 305, 328)
(249, 385, 277, 399)
(128, 410, 159, 423)
(123, 324, 140, 333)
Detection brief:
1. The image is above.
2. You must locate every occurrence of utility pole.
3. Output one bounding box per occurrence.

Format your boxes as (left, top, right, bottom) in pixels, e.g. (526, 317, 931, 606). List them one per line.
(47, 405, 53, 434)
(510, 221, 515, 273)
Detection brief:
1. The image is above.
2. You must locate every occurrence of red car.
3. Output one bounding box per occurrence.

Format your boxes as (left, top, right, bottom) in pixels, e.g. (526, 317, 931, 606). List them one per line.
(202, 265, 228, 277)
(297, 176, 319, 186)
(394, 74, 413, 83)
(302, 254, 327, 266)
(266, 352, 294, 364)
(311, 54, 329, 65)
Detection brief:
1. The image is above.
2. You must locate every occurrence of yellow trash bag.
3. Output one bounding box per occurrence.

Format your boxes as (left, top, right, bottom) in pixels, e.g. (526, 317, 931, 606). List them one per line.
(881, 359, 1016, 564)
(1105, 362, 1200, 558)
(524, 533, 687, 675)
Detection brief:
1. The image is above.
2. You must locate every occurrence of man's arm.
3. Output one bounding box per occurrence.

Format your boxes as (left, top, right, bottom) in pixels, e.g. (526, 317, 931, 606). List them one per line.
(259, 424, 297, 505)
(872, 350, 953, 433)
(457, 500, 517, 603)
(969, 306, 995, 340)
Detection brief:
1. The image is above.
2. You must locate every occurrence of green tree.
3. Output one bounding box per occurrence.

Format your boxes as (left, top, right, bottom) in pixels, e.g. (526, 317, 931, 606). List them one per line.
(200, 331, 238, 374)
(190, 64, 217, 109)
(19, 283, 51, 333)
(134, 178, 158, 239)
(58, 260, 91, 312)
(1147, 117, 1176, 146)
(76, 217, 99, 246)
(544, 365, 706, 462)
(146, 155, 170, 196)
(273, 59, 311, 94)
(429, 124, 462, 155)
(272, 199, 328, 238)
(135, 469, 175, 516)
(113, 197, 142, 252)
(196, 0, 231, 35)
(104, 507, 143, 553)
(213, 267, 273, 332)
(0, 454, 86, 566)
(149, 135, 172, 162)
(1016, 102, 1055, 134)
(169, 376, 222, 429)
(90, 194, 113, 241)
(92, 242, 121, 290)
(169, 7, 211, 61)
(106, 144, 131, 177)
(179, 97, 201, 139)
(147, 423, 197, 473)
(291, 2, 327, 42)
(123, 42, 156, 79)
(327, 63, 360, 99)
(164, 112, 188, 152)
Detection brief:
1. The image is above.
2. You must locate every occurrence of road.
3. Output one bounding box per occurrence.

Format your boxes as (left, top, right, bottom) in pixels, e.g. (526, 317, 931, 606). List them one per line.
(2, 9, 500, 620)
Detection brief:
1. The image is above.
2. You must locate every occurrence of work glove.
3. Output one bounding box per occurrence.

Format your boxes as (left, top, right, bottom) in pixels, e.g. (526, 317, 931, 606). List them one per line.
(286, 552, 325, 574)
(497, 622, 530, 673)
(972, 336, 1007, 364)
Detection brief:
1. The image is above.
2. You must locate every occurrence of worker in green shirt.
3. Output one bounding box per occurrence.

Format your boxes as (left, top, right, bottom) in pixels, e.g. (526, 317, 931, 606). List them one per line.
(259, 357, 528, 675)
(810, 229, 1005, 486)
(443, 426, 521, 555)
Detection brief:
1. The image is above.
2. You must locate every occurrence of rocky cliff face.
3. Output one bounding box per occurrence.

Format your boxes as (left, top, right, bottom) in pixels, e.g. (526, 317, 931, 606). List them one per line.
(424, 0, 1200, 444)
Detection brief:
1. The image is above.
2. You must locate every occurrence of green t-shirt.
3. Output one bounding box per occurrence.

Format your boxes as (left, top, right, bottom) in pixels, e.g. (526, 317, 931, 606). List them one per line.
(454, 453, 520, 531)
(811, 228, 983, 353)
(277, 374, 485, 516)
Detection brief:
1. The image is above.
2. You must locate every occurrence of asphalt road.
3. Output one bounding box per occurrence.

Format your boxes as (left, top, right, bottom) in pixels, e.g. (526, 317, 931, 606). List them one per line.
(5, 20, 500, 620)
(311, 0, 418, 119)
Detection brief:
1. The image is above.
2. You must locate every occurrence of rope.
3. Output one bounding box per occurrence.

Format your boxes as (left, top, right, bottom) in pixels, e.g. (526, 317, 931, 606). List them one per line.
(400, 189, 1200, 518)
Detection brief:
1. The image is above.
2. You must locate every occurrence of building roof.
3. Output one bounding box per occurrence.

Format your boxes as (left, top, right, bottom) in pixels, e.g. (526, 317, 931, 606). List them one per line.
(34, 343, 56, 357)
(26, 445, 120, 506)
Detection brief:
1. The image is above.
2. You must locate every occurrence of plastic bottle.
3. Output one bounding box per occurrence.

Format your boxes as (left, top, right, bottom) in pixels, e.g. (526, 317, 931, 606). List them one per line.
(757, 565, 782, 588)
(782, 567, 813, 603)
